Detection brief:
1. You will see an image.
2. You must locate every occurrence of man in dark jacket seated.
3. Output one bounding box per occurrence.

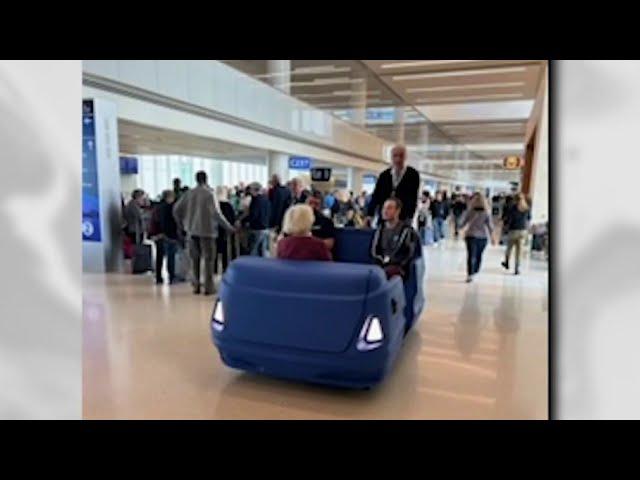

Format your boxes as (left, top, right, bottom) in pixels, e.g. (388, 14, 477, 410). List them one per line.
(370, 198, 417, 281)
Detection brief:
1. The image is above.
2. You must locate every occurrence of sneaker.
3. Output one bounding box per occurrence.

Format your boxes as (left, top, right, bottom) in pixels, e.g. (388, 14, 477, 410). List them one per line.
(156, 278, 163, 285)
(466, 275, 473, 283)
(501, 261, 509, 270)
(193, 285, 201, 294)
(514, 269, 520, 275)
(203, 289, 215, 296)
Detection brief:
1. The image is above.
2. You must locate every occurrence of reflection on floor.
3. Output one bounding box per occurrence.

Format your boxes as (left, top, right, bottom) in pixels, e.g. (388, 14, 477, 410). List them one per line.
(83, 238, 548, 419)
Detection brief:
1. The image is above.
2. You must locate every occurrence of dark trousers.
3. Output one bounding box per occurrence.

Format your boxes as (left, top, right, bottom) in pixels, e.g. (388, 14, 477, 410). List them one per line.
(155, 237, 177, 283)
(465, 237, 488, 276)
(214, 234, 229, 274)
(229, 233, 238, 260)
(454, 214, 462, 236)
(189, 235, 216, 293)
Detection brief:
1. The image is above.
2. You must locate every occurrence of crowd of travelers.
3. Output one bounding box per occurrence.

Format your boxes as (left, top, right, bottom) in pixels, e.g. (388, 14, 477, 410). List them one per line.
(121, 144, 545, 291)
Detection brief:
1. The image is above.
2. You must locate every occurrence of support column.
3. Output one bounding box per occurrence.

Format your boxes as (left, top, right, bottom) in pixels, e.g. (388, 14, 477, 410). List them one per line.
(348, 167, 363, 194)
(529, 75, 549, 223)
(266, 60, 291, 94)
(268, 152, 290, 182)
(350, 79, 367, 126)
(395, 108, 405, 144)
(82, 97, 123, 273)
(266, 61, 292, 183)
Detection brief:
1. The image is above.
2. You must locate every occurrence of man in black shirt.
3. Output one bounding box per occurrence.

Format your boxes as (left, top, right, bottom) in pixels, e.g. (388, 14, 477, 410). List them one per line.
(451, 194, 468, 238)
(366, 144, 420, 225)
(153, 189, 179, 285)
(290, 177, 310, 205)
(307, 194, 336, 251)
(172, 178, 182, 200)
(268, 174, 292, 233)
(430, 191, 447, 245)
(241, 182, 270, 257)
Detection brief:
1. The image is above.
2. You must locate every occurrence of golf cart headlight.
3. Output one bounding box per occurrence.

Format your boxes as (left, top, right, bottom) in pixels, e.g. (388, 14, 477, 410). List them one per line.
(212, 300, 224, 331)
(357, 315, 384, 351)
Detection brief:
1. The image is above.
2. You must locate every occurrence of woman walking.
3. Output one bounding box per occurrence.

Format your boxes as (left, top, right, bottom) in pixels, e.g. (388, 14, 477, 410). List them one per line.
(460, 192, 495, 283)
(501, 193, 531, 275)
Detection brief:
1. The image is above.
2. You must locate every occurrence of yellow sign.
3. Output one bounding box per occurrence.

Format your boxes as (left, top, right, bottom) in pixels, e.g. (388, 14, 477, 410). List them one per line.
(503, 156, 523, 170)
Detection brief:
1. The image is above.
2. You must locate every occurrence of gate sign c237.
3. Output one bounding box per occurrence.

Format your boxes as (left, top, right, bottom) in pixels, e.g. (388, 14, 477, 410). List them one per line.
(289, 156, 312, 170)
(82, 99, 101, 242)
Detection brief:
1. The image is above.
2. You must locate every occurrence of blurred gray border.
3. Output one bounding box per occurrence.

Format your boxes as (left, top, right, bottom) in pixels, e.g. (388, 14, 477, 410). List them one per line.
(0, 61, 81, 419)
(555, 60, 640, 419)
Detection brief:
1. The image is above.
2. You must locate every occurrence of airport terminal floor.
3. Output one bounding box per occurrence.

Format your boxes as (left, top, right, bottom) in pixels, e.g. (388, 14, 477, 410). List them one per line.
(83, 238, 548, 420)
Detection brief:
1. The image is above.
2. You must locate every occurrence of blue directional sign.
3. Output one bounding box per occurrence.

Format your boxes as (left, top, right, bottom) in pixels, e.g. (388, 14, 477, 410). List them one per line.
(289, 156, 312, 170)
(366, 108, 396, 122)
(120, 156, 139, 174)
(82, 100, 101, 242)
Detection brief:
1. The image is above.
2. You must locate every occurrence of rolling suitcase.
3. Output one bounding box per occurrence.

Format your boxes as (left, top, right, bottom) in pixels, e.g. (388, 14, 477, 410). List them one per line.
(132, 233, 153, 274)
(174, 245, 191, 282)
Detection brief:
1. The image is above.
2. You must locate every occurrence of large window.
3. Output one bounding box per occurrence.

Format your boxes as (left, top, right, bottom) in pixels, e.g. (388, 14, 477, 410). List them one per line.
(135, 155, 267, 199)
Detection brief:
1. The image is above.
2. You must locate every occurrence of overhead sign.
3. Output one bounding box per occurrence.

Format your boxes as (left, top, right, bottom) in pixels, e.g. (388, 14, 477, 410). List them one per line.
(310, 167, 332, 182)
(120, 156, 139, 174)
(82, 100, 101, 242)
(366, 109, 395, 122)
(363, 174, 377, 184)
(289, 156, 312, 170)
(503, 156, 524, 170)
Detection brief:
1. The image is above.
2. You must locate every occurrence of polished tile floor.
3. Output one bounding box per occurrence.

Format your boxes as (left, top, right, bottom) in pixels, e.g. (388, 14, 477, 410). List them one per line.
(83, 238, 548, 419)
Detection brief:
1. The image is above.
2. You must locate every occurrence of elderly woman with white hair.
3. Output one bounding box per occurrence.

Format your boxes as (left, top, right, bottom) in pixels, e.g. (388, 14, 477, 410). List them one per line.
(276, 204, 332, 261)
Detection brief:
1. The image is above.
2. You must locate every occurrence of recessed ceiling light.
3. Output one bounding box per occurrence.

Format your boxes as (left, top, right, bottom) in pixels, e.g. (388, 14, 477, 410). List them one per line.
(297, 90, 380, 99)
(444, 126, 524, 132)
(286, 77, 364, 87)
(254, 65, 351, 80)
(292, 65, 351, 74)
(442, 122, 524, 129)
(462, 143, 525, 151)
(407, 81, 525, 93)
(416, 93, 524, 103)
(392, 66, 527, 81)
(420, 158, 503, 164)
(381, 60, 476, 69)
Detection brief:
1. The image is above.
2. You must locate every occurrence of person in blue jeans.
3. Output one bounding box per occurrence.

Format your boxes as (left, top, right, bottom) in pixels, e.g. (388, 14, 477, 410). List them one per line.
(459, 192, 495, 283)
(416, 192, 431, 245)
(241, 182, 271, 257)
(430, 191, 447, 244)
(152, 189, 179, 284)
